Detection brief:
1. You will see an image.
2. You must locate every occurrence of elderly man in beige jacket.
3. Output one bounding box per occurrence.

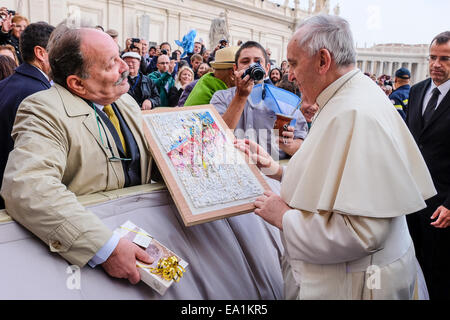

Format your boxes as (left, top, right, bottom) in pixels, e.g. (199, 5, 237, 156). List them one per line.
(236, 15, 436, 299)
(1, 24, 155, 284)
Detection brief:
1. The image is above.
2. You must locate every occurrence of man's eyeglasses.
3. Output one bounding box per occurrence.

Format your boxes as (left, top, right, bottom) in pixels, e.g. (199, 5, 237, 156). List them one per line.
(428, 55, 450, 63)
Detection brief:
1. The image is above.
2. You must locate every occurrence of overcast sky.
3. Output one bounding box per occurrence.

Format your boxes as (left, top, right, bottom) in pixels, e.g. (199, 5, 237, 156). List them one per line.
(271, 0, 450, 46)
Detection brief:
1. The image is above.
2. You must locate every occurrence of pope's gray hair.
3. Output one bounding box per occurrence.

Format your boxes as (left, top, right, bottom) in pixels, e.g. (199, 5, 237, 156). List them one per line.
(295, 14, 356, 67)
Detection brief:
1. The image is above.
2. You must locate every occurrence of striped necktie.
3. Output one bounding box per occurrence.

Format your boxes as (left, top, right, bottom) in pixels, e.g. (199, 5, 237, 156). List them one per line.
(103, 104, 127, 155)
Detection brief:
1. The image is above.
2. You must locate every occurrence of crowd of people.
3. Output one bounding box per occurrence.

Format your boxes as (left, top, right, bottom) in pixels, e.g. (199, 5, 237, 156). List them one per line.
(1, 6, 450, 300)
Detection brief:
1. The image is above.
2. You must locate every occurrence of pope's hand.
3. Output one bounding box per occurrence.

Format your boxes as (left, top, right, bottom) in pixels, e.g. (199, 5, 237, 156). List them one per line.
(101, 238, 154, 284)
(430, 205, 450, 228)
(254, 190, 290, 230)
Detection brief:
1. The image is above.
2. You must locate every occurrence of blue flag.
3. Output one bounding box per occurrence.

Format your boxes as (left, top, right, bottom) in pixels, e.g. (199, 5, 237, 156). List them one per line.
(248, 83, 302, 126)
(175, 29, 197, 58)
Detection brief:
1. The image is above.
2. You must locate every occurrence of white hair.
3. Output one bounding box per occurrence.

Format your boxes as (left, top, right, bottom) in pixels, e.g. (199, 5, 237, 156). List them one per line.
(295, 14, 356, 67)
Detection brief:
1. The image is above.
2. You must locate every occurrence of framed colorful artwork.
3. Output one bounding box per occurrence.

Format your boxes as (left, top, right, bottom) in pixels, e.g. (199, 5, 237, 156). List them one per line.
(142, 105, 271, 226)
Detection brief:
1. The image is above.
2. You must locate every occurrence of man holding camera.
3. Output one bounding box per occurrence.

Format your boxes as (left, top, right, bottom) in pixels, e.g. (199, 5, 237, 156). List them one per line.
(207, 38, 229, 64)
(145, 42, 175, 75)
(211, 41, 308, 160)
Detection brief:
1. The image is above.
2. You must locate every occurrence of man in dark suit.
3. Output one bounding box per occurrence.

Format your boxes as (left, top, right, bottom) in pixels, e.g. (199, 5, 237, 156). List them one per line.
(0, 22, 55, 209)
(406, 31, 450, 300)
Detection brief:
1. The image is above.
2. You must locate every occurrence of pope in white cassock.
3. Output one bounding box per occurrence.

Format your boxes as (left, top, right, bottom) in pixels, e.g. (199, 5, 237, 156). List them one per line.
(236, 15, 436, 299)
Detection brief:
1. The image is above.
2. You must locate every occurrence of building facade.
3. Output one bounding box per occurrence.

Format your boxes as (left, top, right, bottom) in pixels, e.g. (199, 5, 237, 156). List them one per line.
(3, 0, 317, 66)
(356, 43, 429, 85)
(3, 0, 429, 82)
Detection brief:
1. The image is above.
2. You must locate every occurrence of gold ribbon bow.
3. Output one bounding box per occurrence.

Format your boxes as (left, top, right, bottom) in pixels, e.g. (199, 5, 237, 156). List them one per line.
(146, 256, 185, 282)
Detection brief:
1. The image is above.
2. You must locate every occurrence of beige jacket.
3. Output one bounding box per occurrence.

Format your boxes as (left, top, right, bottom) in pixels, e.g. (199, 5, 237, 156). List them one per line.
(1, 84, 153, 267)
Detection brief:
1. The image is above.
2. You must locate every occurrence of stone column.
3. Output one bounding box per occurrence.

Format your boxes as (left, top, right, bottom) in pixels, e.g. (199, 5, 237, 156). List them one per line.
(122, 0, 137, 44)
(107, 0, 123, 43)
(166, 10, 180, 45)
(361, 60, 366, 73)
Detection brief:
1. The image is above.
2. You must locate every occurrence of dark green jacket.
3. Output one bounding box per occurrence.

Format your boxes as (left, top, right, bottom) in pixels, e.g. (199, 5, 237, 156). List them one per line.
(148, 71, 175, 107)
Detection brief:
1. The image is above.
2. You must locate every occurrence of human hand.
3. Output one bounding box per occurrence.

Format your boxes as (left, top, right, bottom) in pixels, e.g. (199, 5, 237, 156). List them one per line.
(234, 69, 255, 98)
(254, 190, 290, 230)
(0, 7, 7, 21)
(234, 138, 282, 180)
(0, 10, 14, 32)
(142, 99, 152, 110)
(277, 125, 294, 145)
(300, 102, 319, 123)
(101, 238, 154, 284)
(430, 205, 450, 228)
(277, 126, 301, 156)
(169, 60, 176, 74)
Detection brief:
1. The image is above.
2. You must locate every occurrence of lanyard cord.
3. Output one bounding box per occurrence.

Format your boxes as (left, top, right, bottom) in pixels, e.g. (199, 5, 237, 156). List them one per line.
(89, 102, 112, 152)
(130, 73, 141, 92)
(88, 101, 132, 162)
(90, 102, 106, 148)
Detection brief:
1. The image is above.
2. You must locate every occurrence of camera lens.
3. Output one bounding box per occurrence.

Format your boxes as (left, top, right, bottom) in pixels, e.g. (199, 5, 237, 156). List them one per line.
(251, 68, 265, 81)
(241, 62, 265, 81)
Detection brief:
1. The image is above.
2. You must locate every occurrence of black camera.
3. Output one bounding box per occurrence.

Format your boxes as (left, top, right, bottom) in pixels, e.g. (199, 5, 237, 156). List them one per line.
(241, 61, 265, 81)
(8, 10, 15, 15)
(131, 38, 140, 43)
(161, 49, 168, 55)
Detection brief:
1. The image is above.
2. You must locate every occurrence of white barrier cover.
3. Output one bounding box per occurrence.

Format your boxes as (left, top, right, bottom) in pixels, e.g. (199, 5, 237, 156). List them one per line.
(0, 178, 284, 300)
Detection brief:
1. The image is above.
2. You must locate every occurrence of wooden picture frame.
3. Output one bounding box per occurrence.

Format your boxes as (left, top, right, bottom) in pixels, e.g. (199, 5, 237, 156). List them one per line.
(142, 105, 271, 226)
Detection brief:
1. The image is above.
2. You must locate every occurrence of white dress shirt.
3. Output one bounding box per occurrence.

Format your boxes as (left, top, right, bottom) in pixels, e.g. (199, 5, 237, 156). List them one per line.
(422, 78, 450, 114)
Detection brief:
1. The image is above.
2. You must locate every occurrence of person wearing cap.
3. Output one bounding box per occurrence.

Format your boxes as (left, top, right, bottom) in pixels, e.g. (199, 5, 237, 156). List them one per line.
(183, 46, 237, 106)
(105, 29, 119, 44)
(207, 38, 229, 64)
(122, 51, 160, 110)
(389, 67, 411, 120)
(211, 41, 308, 160)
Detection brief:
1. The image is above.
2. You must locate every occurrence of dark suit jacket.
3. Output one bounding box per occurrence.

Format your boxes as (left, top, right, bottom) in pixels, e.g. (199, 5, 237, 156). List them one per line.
(0, 63, 51, 208)
(406, 78, 450, 209)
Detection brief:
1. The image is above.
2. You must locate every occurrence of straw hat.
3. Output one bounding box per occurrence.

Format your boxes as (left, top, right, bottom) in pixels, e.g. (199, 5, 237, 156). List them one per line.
(210, 46, 239, 69)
